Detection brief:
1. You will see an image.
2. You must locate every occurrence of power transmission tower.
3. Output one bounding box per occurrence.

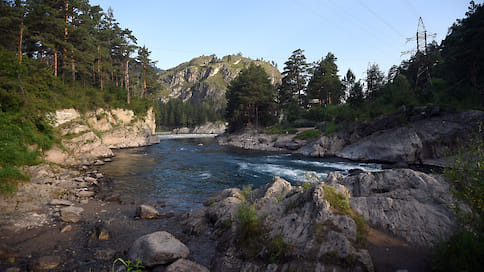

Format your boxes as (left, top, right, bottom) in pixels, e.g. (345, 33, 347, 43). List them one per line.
(402, 17, 436, 89)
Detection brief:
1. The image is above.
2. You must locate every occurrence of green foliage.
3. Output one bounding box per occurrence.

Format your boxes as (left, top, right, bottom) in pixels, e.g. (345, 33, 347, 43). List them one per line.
(263, 125, 297, 134)
(226, 63, 277, 132)
(323, 185, 369, 246)
(112, 258, 144, 272)
(236, 203, 266, 260)
(269, 234, 290, 264)
(241, 184, 254, 202)
(433, 126, 484, 271)
(294, 129, 321, 140)
(323, 185, 351, 215)
(155, 98, 223, 128)
(432, 229, 484, 272)
(324, 121, 342, 136)
(307, 52, 344, 105)
(279, 49, 309, 114)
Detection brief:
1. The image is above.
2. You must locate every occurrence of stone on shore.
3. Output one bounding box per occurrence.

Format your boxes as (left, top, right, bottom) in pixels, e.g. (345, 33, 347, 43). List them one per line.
(60, 206, 84, 223)
(135, 204, 160, 219)
(128, 231, 190, 267)
(49, 199, 73, 206)
(166, 258, 209, 272)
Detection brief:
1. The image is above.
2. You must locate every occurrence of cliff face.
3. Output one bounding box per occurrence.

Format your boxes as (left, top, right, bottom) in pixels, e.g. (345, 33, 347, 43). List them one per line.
(157, 55, 282, 108)
(44, 107, 159, 166)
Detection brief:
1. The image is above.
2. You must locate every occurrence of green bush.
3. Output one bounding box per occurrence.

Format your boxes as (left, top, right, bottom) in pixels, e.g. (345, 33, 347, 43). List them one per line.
(237, 203, 266, 260)
(294, 129, 321, 140)
(432, 128, 484, 271)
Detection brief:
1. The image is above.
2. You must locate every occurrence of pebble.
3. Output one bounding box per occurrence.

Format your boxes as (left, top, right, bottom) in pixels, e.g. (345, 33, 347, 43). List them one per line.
(61, 225, 72, 233)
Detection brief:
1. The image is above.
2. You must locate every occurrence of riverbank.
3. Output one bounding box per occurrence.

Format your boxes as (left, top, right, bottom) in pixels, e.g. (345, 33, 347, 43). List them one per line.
(217, 109, 484, 168)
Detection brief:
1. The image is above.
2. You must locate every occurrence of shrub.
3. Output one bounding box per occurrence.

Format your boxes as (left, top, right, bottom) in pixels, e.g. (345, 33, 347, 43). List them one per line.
(432, 127, 484, 271)
(323, 185, 369, 247)
(294, 129, 321, 140)
(236, 203, 265, 260)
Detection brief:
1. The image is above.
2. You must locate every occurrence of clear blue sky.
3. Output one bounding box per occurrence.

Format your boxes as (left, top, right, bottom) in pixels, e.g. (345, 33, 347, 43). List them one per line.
(90, 0, 472, 80)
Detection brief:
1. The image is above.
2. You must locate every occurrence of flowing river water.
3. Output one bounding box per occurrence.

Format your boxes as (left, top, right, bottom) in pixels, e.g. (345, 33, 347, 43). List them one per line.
(100, 136, 382, 213)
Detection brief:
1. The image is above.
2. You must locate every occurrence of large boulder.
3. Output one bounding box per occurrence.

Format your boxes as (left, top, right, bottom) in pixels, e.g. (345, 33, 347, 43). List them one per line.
(165, 259, 209, 272)
(60, 206, 84, 223)
(128, 231, 189, 267)
(326, 169, 456, 246)
(336, 126, 422, 163)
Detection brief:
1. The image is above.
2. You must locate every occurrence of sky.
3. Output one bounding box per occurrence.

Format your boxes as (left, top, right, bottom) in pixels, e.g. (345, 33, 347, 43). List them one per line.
(90, 0, 473, 80)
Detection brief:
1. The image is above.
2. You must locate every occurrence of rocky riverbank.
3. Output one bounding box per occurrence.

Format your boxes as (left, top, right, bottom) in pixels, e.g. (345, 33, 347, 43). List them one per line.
(0, 107, 211, 271)
(181, 168, 456, 271)
(217, 108, 484, 167)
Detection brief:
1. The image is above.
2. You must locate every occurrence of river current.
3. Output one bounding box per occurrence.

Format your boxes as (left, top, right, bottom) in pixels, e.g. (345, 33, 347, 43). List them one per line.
(100, 137, 381, 212)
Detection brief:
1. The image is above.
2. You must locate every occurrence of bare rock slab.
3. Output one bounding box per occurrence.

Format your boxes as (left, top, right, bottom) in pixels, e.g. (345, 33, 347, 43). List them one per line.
(128, 231, 189, 267)
(60, 206, 84, 223)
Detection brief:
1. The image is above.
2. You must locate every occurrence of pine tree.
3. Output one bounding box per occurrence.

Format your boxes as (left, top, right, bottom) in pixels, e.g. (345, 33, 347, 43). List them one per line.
(226, 63, 276, 131)
(279, 49, 309, 111)
(307, 52, 343, 105)
(365, 63, 385, 99)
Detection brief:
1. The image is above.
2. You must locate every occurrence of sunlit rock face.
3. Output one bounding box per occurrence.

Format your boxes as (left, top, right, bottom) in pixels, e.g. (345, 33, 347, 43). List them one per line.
(44, 107, 158, 166)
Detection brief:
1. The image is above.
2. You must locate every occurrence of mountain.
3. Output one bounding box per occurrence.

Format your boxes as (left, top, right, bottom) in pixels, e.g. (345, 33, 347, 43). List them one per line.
(156, 55, 282, 108)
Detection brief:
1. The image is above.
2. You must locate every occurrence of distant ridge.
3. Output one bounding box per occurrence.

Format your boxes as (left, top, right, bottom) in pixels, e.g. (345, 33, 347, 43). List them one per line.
(156, 55, 281, 108)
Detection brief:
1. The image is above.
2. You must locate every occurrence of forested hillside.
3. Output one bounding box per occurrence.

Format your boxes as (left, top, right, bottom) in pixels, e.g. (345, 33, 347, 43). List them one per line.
(154, 54, 281, 129)
(0, 0, 156, 193)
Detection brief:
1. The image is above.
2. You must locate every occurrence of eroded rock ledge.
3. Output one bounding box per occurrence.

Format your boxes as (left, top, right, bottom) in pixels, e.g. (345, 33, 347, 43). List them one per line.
(181, 169, 455, 271)
(44, 107, 159, 166)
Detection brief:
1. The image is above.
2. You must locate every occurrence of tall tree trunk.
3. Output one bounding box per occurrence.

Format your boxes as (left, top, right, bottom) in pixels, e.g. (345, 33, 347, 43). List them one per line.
(18, 17, 23, 64)
(71, 51, 75, 81)
(54, 52, 58, 77)
(63, 0, 69, 82)
(125, 59, 130, 104)
(143, 64, 147, 97)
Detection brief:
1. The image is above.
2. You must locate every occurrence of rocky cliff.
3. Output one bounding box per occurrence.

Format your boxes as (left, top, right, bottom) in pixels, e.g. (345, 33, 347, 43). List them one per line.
(157, 55, 282, 108)
(44, 107, 159, 166)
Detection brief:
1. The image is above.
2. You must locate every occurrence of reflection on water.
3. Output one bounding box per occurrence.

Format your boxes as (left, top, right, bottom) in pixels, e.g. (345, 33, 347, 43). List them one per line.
(100, 138, 381, 212)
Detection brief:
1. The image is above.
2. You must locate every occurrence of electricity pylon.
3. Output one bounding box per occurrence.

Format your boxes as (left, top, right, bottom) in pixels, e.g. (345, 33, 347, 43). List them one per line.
(402, 17, 436, 88)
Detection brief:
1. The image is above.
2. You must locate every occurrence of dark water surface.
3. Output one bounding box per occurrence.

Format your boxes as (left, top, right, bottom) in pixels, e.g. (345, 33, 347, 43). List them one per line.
(100, 137, 381, 212)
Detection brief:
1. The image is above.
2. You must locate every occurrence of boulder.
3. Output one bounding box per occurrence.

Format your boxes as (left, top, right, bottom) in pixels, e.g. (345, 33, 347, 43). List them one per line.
(60, 206, 84, 223)
(128, 231, 189, 267)
(337, 126, 422, 163)
(331, 169, 456, 246)
(165, 259, 209, 272)
(135, 204, 160, 219)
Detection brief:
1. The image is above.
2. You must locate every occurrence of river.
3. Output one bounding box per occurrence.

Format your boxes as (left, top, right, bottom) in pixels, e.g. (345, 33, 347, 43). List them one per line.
(100, 137, 382, 212)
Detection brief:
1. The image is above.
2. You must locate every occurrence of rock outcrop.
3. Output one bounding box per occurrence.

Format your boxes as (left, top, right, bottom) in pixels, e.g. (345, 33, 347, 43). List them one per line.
(172, 122, 227, 135)
(182, 176, 374, 272)
(325, 169, 456, 246)
(218, 109, 484, 166)
(44, 107, 159, 166)
(181, 169, 456, 271)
